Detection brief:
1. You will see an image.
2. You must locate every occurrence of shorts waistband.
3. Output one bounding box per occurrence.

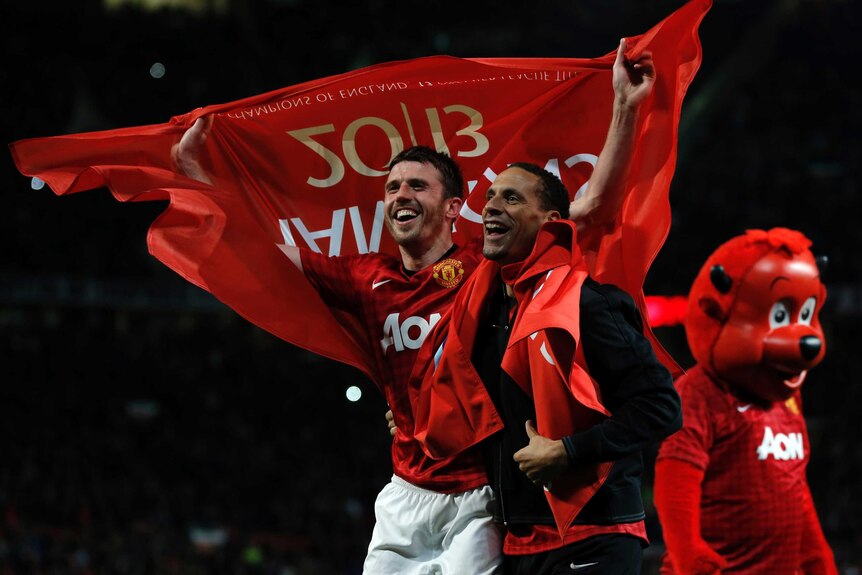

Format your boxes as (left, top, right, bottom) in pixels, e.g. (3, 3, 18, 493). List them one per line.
(390, 474, 445, 496)
(390, 474, 491, 497)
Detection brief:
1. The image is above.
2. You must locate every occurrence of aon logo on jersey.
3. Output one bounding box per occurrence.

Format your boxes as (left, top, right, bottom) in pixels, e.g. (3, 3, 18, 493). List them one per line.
(380, 312, 442, 353)
(756, 426, 804, 461)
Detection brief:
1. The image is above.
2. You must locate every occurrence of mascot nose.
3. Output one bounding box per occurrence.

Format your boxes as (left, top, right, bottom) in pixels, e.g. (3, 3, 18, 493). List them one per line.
(763, 327, 826, 372)
(800, 336, 822, 361)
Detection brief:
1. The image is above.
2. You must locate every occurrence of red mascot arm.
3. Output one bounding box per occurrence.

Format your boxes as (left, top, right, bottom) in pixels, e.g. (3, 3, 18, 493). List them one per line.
(799, 483, 838, 575)
(654, 458, 728, 575)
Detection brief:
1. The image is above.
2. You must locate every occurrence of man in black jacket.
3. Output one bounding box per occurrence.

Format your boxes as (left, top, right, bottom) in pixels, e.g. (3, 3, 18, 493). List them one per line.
(414, 162, 681, 575)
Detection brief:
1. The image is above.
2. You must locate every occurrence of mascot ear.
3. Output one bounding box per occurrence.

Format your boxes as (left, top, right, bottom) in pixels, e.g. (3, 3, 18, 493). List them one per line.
(816, 255, 828, 278)
(698, 296, 726, 322)
(710, 265, 733, 294)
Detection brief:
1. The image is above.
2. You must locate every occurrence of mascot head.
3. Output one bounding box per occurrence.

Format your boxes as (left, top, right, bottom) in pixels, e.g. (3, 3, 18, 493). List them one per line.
(686, 228, 827, 402)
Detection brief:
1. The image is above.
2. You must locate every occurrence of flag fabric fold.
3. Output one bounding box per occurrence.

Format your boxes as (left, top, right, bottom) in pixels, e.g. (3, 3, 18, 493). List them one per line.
(9, 0, 710, 382)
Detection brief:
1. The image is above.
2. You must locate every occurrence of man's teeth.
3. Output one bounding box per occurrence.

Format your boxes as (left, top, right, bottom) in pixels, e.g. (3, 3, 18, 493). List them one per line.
(485, 223, 507, 234)
(395, 209, 418, 222)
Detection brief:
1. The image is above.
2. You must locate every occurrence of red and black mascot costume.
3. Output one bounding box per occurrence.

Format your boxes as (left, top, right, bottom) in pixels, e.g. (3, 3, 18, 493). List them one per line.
(654, 228, 837, 574)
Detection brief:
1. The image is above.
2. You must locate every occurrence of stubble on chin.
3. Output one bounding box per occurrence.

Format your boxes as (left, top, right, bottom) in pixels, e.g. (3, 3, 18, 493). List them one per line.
(482, 243, 503, 261)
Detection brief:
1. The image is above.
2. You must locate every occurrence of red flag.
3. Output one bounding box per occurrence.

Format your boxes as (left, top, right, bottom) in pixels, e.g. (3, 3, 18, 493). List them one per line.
(9, 0, 709, 381)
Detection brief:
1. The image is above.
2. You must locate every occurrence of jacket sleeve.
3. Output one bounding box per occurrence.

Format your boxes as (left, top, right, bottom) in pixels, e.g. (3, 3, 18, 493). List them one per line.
(561, 279, 682, 463)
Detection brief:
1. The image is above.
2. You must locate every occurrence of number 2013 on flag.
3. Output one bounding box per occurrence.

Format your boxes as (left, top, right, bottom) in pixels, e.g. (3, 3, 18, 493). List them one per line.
(286, 103, 489, 188)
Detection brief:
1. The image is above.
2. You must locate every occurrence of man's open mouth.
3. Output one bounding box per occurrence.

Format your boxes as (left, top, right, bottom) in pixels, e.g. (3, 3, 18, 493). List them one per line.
(393, 208, 419, 223)
(484, 221, 509, 237)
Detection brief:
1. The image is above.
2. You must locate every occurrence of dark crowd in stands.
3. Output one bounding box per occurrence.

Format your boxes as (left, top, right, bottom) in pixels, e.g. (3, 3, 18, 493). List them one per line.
(1, 0, 860, 573)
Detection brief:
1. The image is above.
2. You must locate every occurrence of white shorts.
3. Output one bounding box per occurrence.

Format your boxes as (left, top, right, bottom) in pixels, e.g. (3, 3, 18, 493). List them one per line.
(363, 475, 503, 575)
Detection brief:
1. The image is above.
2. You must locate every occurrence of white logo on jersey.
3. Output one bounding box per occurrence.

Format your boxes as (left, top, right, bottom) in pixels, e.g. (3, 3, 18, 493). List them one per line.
(372, 279, 392, 290)
(737, 404, 753, 413)
(756, 426, 804, 461)
(380, 312, 442, 353)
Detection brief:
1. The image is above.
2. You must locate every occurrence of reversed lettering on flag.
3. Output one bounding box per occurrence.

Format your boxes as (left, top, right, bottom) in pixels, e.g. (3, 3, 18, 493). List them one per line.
(9, 0, 711, 380)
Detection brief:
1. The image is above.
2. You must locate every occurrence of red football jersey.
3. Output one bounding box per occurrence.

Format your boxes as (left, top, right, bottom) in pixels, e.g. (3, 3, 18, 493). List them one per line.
(300, 240, 487, 492)
(658, 364, 811, 574)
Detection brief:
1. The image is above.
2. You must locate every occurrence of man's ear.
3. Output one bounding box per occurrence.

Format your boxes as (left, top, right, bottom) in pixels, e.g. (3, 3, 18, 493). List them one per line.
(545, 210, 561, 222)
(446, 197, 464, 220)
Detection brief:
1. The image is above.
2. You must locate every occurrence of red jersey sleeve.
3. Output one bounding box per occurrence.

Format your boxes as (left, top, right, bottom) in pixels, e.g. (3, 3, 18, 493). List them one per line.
(299, 248, 363, 310)
(656, 366, 716, 471)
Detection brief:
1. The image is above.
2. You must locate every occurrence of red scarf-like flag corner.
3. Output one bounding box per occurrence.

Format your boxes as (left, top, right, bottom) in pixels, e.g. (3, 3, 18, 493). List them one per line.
(9, 0, 710, 380)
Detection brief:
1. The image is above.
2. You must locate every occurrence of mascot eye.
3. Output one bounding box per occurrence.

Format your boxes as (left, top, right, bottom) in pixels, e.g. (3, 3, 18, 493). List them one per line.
(769, 301, 791, 329)
(798, 296, 817, 326)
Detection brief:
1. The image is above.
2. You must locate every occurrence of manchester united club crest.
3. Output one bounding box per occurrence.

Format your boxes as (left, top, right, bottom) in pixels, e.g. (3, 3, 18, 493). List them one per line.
(433, 258, 465, 288)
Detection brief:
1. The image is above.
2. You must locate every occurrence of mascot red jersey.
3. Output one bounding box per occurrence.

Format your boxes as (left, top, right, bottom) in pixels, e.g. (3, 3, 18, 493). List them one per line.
(654, 228, 837, 574)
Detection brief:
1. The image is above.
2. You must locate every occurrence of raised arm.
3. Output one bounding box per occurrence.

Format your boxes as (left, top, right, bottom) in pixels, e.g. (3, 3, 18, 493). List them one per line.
(570, 38, 655, 231)
(171, 116, 214, 186)
(172, 116, 304, 271)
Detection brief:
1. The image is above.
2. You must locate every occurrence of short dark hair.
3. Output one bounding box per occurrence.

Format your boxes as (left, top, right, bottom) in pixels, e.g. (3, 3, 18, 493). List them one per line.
(388, 146, 464, 199)
(508, 162, 570, 219)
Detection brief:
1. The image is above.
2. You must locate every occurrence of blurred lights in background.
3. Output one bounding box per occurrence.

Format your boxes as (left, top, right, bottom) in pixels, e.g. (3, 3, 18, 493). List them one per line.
(103, 0, 228, 13)
(645, 295, 689, 328)
(149, 62, 166, 78)
(346, 385, 362, 402)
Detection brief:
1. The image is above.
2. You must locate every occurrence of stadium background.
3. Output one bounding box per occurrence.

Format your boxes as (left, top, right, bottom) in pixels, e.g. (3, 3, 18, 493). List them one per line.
(1, 0, 859, 573)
